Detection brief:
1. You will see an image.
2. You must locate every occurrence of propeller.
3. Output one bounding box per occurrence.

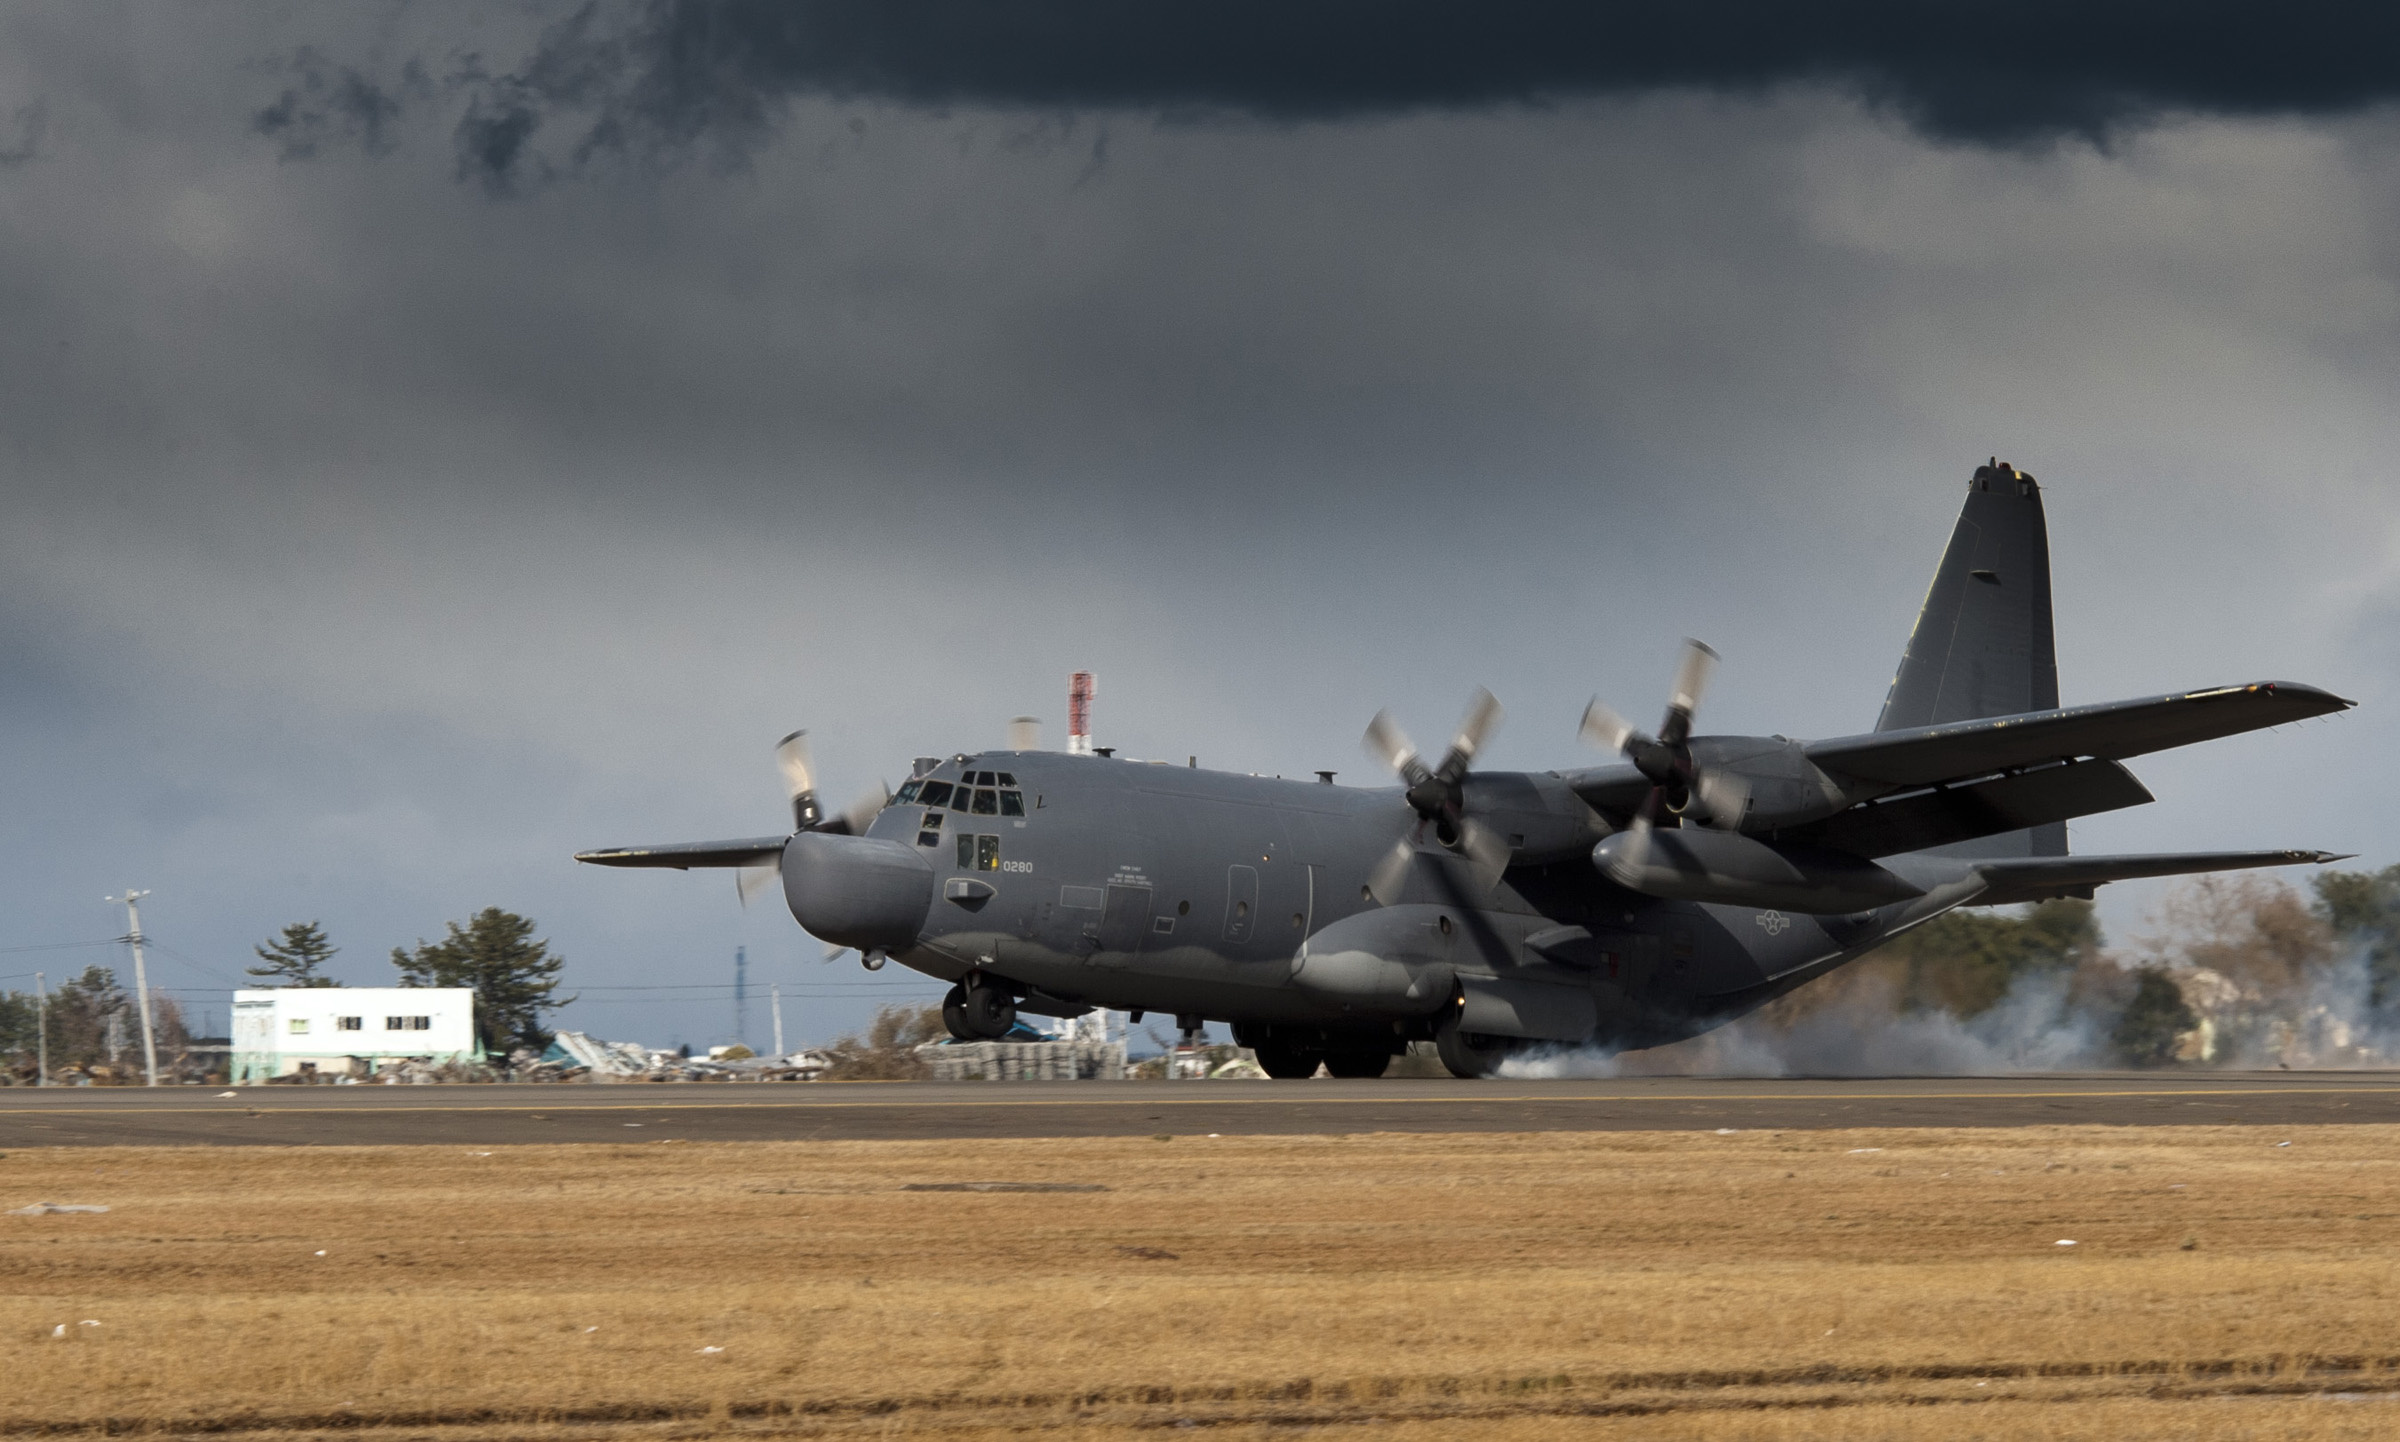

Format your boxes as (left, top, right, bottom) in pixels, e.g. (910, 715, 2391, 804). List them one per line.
(1580, 639, 1742, 885)
(1361, 688, 1511, 905)
(738, 730, 888, 908)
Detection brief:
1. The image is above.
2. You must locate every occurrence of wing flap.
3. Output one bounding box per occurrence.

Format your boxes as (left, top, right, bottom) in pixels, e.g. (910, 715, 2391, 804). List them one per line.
(1808, 681, 2351, 788)
(1967, 849, 2350, 907)
(574, 837, 789, 869)
(1789, 758, 2152, 858)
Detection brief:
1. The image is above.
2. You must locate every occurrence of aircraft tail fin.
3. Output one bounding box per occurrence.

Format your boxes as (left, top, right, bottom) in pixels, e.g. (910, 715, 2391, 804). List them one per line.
(1877, 460, 2064, 858)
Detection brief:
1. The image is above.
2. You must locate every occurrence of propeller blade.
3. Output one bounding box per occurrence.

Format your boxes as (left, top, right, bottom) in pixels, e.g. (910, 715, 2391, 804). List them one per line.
(834, 781, 888, 837)
(775, 730, 822, 831)
(1602, 807, 1656, 890)
(822, 940, 849, 963)
(1579, 698, 1642, 754)
(1454, 815, 1512, 895)
(1433, 688, 1504, 782)
(1366, 832, 1418, 907)
(1660, 639, 1719, 745)
(1363, 710, 1429, 787)
(735, 855, 783, 908)
(1007, 715, 1041, 751)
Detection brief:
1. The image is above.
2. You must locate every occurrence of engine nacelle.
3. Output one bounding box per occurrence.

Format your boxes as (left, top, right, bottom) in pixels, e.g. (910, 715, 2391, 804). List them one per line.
(1592, 826, 1921, 914)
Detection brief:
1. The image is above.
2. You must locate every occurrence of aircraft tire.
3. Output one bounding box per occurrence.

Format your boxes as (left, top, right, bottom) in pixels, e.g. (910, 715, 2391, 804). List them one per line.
(1434, 1017, 1514, 1079)
(940, 984, 976, 1041)
(1322, 1049, 1391, 1079)
(1253, 1040, 1322, 1080)
(960, 983, 1016, 1039)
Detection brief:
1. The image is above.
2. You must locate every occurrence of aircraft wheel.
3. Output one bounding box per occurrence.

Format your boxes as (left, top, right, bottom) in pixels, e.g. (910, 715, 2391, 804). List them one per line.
(960, 983, 1016, 1040)
(1322, 1048, 1392, 1079)
(1253, 1040, 1322, 1080)
(1434, 1017, 1516, 1079)
(941, 983, 976, 1041)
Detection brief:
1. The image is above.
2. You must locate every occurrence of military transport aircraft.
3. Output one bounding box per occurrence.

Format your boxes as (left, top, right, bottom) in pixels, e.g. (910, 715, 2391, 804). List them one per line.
(579, 461, 2352, 1078)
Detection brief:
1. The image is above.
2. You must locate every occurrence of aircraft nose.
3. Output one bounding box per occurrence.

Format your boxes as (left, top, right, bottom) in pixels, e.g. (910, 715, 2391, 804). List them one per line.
(781, 831, 935, 953)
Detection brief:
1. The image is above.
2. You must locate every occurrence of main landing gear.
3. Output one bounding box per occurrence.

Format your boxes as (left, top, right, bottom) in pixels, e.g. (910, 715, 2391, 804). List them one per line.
(941, 977, 1016, 1041)
(1433, 1011, 1522, 1079)
(1240, 1026, 1397, 1080)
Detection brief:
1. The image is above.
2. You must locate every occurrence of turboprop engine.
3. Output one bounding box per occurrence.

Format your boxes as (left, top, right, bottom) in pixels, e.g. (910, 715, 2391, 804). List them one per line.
(1591, 825, 1921, 913)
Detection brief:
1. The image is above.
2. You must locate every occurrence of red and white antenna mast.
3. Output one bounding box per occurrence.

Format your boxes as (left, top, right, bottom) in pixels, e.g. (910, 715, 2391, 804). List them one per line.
(1067, 671, 1096, 755)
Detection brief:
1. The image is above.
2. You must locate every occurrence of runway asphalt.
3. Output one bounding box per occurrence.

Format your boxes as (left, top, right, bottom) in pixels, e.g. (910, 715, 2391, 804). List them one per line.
(4, 1073, 2400, 1147)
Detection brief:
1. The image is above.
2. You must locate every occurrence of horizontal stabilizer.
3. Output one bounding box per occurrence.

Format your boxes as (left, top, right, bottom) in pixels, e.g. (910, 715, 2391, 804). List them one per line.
(1810, 681, 2351, 788)
(1967, 849, 2350, 907)
(574, 837, 788, 869)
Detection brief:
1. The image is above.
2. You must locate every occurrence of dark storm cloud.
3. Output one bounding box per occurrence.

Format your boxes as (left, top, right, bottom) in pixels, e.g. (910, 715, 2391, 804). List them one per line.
(251, 48, 422, 161)
(417, 0, 2400, 188)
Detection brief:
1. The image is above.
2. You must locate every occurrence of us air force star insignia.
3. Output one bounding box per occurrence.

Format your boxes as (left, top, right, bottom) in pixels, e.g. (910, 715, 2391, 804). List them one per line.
(1755, 910, 1791, 936)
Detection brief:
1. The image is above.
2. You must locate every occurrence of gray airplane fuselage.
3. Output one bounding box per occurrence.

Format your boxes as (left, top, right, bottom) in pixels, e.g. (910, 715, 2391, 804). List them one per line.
(830, 750, 1914, 1051)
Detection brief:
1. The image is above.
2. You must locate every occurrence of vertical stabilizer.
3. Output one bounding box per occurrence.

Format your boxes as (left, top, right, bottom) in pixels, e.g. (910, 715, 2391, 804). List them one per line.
(1878, 460, 2064, 857)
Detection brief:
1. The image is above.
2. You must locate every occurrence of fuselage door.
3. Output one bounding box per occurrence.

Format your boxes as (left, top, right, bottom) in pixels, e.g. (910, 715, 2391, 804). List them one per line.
(1094, 883, 1154, 957)
(1224, 864, 1259, 943)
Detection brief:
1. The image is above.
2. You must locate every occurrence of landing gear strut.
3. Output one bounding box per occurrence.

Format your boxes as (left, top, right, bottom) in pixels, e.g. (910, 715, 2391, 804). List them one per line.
(942, 978, 1016, 1040)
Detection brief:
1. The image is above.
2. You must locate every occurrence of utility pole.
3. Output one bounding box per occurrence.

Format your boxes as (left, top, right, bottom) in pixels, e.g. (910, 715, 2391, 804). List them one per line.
(33, 971, 47, 1087)
(734, 945, 748, 1052)
(105, 891, 159, 1087)
(771, 983, 784, 1058)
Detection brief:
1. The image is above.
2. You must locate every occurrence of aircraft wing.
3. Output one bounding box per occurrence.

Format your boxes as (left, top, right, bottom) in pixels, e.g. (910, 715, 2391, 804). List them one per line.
(574, 837, 788, 869)
(1964, 849, 2350, 906)
(1805, 681, 2351, 788)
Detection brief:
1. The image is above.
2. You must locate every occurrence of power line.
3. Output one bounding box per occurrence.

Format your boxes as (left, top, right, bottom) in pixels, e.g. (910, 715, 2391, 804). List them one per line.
(0, 938, 119, 955)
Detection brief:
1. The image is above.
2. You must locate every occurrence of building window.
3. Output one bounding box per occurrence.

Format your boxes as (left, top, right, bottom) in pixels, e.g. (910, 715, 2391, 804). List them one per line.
(288, 1018, 310, 1035)
(385, 1015, 433, 1031)
(337, 1016, 363, 1031)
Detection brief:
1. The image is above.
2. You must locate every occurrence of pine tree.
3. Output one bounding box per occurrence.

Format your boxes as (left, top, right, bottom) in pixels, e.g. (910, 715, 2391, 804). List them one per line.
(391, 908, 571, 1053)
(249, 921, 341, 987)
(2111, 967, 2199, 1067)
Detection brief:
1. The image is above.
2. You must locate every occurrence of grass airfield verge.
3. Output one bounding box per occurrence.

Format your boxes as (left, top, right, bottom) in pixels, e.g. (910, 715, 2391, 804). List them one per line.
(7, 1125, 2400, 1439)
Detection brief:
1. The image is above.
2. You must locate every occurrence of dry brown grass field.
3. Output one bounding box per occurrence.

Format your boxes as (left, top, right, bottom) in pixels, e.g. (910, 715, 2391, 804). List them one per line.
(7, 1125, 2400, 1439)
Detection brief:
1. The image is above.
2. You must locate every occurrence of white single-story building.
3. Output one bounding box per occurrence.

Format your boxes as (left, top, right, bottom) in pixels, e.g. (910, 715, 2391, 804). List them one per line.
(230, 987, 478, 1082)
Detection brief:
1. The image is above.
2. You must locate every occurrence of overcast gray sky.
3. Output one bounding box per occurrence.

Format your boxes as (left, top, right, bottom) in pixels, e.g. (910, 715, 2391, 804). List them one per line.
(3, 2, 2396, 1049)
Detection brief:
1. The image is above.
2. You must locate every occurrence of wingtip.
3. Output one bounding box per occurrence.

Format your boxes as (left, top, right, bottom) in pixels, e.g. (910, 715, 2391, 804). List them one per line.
(2311, 851, 2358, 865)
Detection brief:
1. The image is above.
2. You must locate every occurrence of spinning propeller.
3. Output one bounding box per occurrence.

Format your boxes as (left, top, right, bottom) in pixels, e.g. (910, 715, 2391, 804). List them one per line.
(735, 729, 888, 910)
(1360, 688, 1511, 905)
(1579, 639, 1748, 882)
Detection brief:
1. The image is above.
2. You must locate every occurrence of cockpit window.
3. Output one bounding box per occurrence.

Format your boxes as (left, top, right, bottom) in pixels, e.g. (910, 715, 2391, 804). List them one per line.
(950, 787, 975, 812)
(916, 780, 954, 809)
(995, 772, 1016, 787)
(971, 787, 999, 815)
(999, 790, 1025, 817)
(895, 780, 923, 804)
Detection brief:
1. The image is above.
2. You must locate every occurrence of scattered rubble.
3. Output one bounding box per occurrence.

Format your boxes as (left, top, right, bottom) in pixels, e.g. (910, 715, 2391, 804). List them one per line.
(919, 1036, 1126, 1082)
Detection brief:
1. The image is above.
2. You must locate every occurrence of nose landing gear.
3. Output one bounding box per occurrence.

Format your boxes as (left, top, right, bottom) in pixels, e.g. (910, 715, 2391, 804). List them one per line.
(942, 977, 1017, 1040)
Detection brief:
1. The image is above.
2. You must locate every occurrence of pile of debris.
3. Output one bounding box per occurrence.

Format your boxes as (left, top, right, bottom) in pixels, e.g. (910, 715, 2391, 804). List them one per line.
(919, 1036, 1127, 1082)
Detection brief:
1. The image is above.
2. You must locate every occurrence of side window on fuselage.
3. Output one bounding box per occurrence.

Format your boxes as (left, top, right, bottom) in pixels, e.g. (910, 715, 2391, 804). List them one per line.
(976, 835, 1000, 871)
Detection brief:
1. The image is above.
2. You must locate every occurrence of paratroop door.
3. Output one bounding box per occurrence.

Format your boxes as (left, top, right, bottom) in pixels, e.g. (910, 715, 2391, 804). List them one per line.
(1094, 883, 1153, 955)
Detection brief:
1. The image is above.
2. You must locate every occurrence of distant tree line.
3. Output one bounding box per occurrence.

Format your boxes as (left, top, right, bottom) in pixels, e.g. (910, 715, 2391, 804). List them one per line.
(1, 906, 570, 1080)
(1774, 864, 2400, 1067)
